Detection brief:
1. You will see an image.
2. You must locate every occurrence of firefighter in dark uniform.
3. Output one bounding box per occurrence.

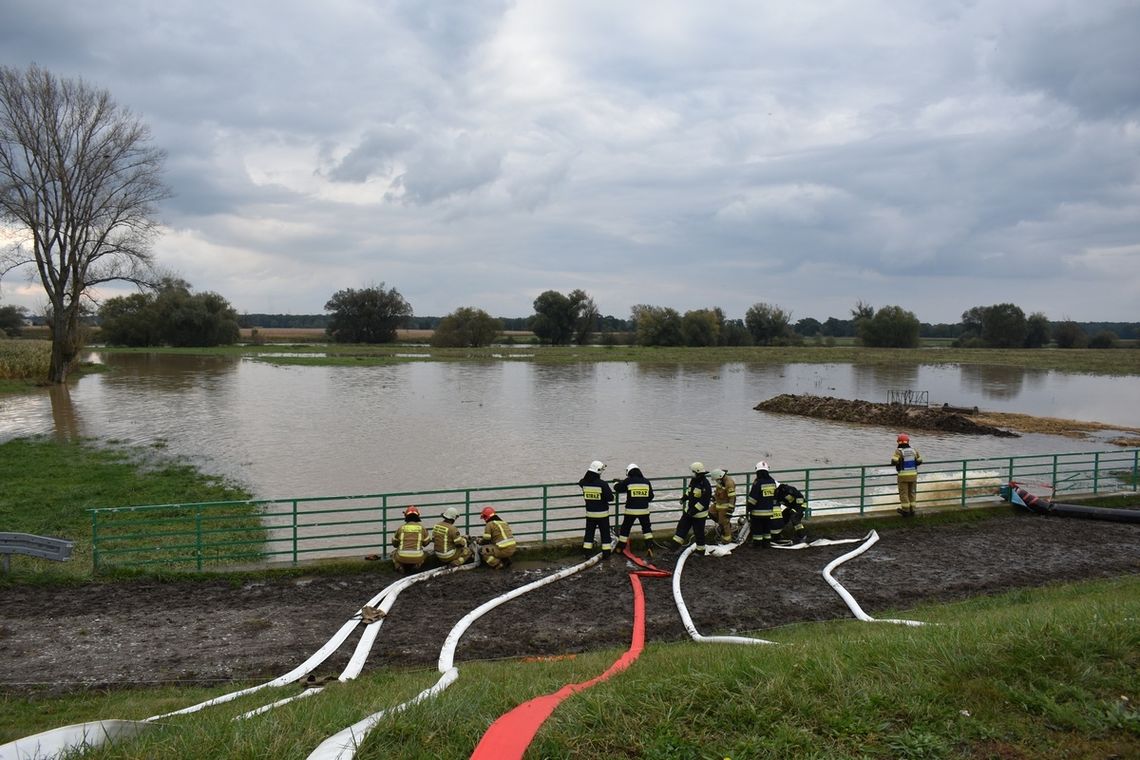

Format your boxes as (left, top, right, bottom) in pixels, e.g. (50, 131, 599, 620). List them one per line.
(613, 463, 655, 553)
(579, 460, 615, 552)
(773, 482, 808, 545)
(746, 461, 779, 547)
(669, 462, 711, 554)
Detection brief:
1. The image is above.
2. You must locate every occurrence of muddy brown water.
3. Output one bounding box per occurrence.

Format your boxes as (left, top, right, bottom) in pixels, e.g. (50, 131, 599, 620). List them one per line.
(2, 513, 1137, 694)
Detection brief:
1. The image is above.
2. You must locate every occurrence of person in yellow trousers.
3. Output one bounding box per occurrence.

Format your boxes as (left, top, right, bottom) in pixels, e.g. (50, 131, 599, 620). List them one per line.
(891, 433, 923, 516)
(391, 506, 427, 574)
(428, 507, 473, 567)
(477, 506, 517, 569)
(709, 468, 737, 544)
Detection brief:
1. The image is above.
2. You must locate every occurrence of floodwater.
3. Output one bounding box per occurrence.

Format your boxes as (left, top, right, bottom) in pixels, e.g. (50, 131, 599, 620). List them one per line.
(0, 353, 1137, 500)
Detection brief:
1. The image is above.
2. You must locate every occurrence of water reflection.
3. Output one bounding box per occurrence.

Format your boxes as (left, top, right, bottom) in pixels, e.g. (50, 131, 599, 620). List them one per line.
(959, 364, 1046, 400)
(852, 364, 920, 400)
(48, 385, 80, 442)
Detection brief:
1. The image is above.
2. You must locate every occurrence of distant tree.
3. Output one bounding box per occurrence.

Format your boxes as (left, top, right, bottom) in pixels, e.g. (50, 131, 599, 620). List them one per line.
(794, 317, 822, 337)
(981, 303, 1027, 348)
(821, 316, 855, 338)
(1087, 330, 1117, 349)
(1024, 312, 1051, 348)
(324, 284, 412, 343)
(529, 289, 597, 345)
(958, 306, 987, 344)
(1052, 320, 1087, 349)
(98, 279, 239, 347)
(430, 307, 501, 347)
(0, 303, 27, 337)
(681, 308, 721, 347)
(857, 305, 921, 348)
(0, 64, 170, 383)
(720, 318, 752, 346)
(630, 304, 683, 346)
(745, 302, 793, 346)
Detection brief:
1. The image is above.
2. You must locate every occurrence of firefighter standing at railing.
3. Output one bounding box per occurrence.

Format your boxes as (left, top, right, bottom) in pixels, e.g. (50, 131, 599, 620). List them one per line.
(709, 468, 737, 544)
(746, 461, 779, 547)
(477, 506, 516, 569)
(428, 507, 473, 567)
(391, 506, 427, 574)
(891, 433, 923, 516)
(613, 463, 655, 553)
(668, 462, 711, 554)
(578, 460, 615, 553)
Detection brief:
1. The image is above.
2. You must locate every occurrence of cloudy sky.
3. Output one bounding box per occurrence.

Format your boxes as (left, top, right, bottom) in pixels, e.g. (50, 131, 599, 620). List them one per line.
(2, 0, 1138, 323)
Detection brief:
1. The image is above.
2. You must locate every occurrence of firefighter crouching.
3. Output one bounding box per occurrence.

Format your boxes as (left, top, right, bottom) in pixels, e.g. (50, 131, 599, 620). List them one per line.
(429, 507, 473, 567)
(773, 482, 808, 545)
(391, 506, 427, 574)
(477, 506, 517, 569)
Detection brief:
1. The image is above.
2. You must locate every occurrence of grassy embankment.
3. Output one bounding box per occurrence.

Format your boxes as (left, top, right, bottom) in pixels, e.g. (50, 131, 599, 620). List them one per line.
(1, 577, 1136, 758)
(0, 437, 256, 581)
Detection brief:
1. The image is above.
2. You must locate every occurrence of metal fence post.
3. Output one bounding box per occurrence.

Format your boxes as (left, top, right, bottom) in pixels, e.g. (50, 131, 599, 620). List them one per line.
(381, 495, 389, 559)
(859, 466, 866, 514)
(803, 468, 812, 517)
(542, 485, 549, 542)
(960, 460, 969, 508)
(1134, 449, 1139, 492)
(1093, 451, 1101, 494)
(91, 511, 100, 573)
(1007, 456, 1015, 487)
(195, 505, 203, 572)
(292, 500, 299, 564)
(1051, 454, 1059, 491)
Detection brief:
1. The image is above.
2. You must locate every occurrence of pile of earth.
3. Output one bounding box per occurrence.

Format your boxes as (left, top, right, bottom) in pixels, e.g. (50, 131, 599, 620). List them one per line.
(755, 394, 1019, 437)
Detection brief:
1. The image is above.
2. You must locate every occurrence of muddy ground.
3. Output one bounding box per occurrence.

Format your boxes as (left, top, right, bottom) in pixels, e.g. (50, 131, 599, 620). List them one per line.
(2, 513, 1138, 695)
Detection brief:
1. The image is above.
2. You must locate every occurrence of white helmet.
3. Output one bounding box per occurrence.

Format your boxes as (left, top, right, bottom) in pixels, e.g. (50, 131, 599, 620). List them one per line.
(626, 463, 639, 473)
(442, 507, 459, 521)
(588, 460, 606, 473)
(756, 460, 770, 472)
(710, 469, 726, 480)
(690, 461, 707, 475)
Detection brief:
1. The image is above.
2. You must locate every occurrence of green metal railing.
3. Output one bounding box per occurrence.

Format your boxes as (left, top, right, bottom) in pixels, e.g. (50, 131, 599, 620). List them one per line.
(88, 448, 1139, 571)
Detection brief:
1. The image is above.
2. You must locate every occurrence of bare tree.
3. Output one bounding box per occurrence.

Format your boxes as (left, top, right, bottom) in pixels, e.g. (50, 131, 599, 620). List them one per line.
(0, 64, 169, 382)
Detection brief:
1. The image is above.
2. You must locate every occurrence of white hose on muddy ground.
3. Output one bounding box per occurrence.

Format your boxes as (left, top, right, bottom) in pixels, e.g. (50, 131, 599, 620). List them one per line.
(822, 530, 927, 627)
(672, 544, 777, 645)
(306, 553, 605, 760)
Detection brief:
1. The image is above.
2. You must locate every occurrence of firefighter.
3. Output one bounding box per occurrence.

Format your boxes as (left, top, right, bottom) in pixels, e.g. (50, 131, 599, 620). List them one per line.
(578, 460, 615, 553)
(709, 468, 737, 544)
(429, 507, 473, 567)
(613, 463, 655, 553)
(891, 433, 923, 516)
(669, 462, 711, 554)
(477, 506, 517, 569)
(773, 482, 808, 545)
(390, 506, 427, 574)
(746, 461, 779, 547)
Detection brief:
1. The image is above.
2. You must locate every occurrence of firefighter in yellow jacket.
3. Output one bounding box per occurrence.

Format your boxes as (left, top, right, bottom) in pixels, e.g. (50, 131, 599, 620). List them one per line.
(429, 507, 473, 567)
(391, 506, 427, 574)
(891, 433, 923, 516)
(477, 506, 517, 569)
(709, 468, 737, 544)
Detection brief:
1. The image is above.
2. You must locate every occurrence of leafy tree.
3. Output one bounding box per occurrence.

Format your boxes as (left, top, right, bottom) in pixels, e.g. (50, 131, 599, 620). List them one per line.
(795, 317, 822, 337)
(821, 316, 856, 338)
(959, 306, 986, 343)
(857, 305, 921, 348)
(1024, 312, 1050, 348)
(1052, 320, 1087, 349)
(720, 318, 752, 346)
(981, 303, 1027, 348)
(430, 307, 501, 347)
(324, 284, 412, 343)
(681, 308, 721, 347)
(0, 64, 169, 382)
(1088, 330, 1117, 349)
(0, 303, 26, 337)
(630, 304, 683, 346)
(97, 279, 239, 347)
(529, 289, 597, 345)
(745, 302, 792, 346)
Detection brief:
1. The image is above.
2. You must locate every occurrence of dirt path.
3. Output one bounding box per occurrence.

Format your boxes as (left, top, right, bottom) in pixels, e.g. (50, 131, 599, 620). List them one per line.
(2, 513, 1138, 695)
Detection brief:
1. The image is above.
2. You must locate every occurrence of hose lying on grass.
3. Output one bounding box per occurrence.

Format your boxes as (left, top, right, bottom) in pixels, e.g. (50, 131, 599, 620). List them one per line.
(822, 531, 926, 627)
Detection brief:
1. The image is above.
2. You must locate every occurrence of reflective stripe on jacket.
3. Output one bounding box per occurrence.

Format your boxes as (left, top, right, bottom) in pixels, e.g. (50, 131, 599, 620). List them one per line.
(431, 521, 466, 560)
(615, 475, 655, 516)
(892, 446, 922, 479)
(483, 518, 517, 549)
(714, 475, 737, 507)
(579, 472, 615, 518)
(392, 523, 425, 560)
(747, 474, 779, 517)
(683, 474, 711, 518)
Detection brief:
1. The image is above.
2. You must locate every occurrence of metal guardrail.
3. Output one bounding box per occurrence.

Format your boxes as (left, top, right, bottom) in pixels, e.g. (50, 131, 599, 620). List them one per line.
(0, 532, 75, 573)
(87, 448, 1139, 572)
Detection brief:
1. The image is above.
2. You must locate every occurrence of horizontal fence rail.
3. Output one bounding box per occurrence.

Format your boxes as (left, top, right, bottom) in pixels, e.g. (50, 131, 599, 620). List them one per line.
(88, 448, 1139, 572)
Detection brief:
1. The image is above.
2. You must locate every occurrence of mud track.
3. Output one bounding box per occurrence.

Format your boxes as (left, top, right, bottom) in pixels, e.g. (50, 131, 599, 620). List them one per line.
(2, 514, 1138, 695)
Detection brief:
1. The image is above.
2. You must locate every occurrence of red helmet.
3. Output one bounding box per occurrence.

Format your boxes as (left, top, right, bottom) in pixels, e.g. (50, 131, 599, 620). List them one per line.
(897, 434, 910, 445)
(480, 506, 496, 521)
(404, 505, 420, 517)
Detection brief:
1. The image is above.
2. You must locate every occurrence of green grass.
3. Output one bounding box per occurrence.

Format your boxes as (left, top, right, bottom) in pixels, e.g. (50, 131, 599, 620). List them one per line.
(0, 437, 253, 580)
(1, 576, 1136, 758)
